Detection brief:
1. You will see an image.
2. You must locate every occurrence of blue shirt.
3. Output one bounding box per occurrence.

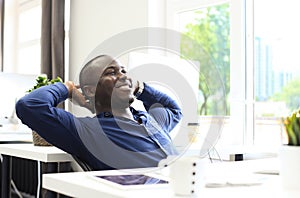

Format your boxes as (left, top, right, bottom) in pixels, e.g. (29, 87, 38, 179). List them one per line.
(16, 82, 182, 170)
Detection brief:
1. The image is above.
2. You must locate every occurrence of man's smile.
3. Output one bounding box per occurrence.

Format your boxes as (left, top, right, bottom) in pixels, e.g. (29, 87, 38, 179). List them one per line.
(115, 81, 132, 89)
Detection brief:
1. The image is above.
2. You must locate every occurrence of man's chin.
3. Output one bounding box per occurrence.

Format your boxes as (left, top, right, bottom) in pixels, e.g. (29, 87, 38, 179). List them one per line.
(111, 96, 135, 109)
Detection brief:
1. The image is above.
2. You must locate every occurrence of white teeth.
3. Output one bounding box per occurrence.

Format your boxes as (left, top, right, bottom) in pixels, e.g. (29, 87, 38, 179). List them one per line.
(116, 82, 132, 88)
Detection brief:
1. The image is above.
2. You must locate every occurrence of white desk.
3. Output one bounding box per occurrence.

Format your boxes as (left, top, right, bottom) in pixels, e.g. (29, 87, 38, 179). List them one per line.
(0, 144, 74, 198)
(43, 157, 300, 198)
(0, 143, 73, 162)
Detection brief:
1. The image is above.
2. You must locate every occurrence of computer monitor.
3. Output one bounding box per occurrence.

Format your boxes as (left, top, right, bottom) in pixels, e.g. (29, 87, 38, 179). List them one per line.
(0, 72, 37, 122)
(127, 51, 199, 149)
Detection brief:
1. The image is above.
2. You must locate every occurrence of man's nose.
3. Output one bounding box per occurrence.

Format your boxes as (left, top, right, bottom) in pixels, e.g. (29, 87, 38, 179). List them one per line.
(118, 72, 128, 81)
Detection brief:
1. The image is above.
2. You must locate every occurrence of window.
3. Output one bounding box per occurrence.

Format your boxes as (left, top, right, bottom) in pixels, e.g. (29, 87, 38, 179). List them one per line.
(3, 0, 41, 74)
(178, 3, 230, 117)
(253, 0, 300, 146)
(163, 0, 300, 151)
(165, 0, 245, 148)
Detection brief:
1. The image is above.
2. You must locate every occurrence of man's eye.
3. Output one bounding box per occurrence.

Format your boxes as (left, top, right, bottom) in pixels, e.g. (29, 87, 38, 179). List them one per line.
(105, 71, 115, 75)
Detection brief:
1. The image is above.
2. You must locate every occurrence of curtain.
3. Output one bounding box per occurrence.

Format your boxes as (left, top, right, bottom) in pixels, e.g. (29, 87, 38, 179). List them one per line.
(41, 0, 65, 80)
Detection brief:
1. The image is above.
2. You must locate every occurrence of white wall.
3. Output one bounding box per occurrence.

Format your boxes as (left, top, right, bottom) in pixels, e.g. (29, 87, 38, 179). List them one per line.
(69, 0, 149, 83)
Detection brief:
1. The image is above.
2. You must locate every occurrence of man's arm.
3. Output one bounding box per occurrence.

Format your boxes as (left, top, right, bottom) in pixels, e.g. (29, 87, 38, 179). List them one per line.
(136, 82, 183, 132)
(15, 82, 85, 154)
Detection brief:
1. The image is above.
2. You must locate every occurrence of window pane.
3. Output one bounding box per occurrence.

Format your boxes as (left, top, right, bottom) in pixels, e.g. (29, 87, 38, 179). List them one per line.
(176, 2, 232, 148)
(3, 0, 41, 74)
(19, 5, 41, 42)
(178, 3, 230, 116)
(18, 44, 40, 74)
(254, 0, 300, 146)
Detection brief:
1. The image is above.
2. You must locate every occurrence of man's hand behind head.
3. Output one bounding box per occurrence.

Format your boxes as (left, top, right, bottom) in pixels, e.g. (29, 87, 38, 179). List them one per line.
(64, 81, 95, 113)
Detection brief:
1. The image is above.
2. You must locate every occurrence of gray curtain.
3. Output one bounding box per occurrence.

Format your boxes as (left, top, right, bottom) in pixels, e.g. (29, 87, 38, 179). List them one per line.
(41, 0, 65, 80)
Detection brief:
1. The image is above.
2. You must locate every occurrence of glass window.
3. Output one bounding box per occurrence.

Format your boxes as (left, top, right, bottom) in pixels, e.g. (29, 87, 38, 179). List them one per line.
(178, 3, 230, 116)
(253, 0, 300, 146)
(3, 0, 41, 74)
(166, 0, 239, 148)
(166, 0, 300, 151)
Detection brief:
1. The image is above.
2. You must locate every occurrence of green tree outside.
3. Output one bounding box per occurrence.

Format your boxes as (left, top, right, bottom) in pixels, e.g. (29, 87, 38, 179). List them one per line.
(180, 4, 230, 115)
(272, 79, 300, 111)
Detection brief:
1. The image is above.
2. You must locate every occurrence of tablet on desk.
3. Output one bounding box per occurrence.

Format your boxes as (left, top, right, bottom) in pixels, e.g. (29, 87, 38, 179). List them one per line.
(88, 173, 169, 190)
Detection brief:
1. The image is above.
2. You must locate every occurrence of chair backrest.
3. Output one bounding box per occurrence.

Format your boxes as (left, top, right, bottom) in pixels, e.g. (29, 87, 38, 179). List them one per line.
(72, 155, 93, 171)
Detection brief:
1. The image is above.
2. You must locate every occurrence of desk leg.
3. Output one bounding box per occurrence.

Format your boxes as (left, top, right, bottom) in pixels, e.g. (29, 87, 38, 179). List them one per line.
(1, 155, 12, 198)
(40, 162, 58, 198)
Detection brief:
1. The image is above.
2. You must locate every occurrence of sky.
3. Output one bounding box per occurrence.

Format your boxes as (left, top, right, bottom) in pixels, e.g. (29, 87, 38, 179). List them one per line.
(254, 0, 300, 72)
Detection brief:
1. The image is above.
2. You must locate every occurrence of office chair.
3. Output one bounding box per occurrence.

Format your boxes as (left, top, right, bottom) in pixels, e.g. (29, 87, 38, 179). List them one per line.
(72, 155, 93, 171)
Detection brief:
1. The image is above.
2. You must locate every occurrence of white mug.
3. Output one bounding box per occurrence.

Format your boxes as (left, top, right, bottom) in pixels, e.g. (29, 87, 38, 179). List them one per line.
(169, 156, 208, 196)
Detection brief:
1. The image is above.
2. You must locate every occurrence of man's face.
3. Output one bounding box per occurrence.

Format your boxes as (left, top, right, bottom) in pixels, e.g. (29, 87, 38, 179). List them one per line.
(94, 59, 135, 109)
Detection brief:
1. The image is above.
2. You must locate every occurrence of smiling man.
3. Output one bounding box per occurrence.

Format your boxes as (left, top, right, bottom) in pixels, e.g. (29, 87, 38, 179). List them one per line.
(16, 54, 182, 170)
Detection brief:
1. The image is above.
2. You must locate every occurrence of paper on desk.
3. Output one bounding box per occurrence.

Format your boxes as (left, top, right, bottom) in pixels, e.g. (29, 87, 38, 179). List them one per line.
(206, 175, 268, 188)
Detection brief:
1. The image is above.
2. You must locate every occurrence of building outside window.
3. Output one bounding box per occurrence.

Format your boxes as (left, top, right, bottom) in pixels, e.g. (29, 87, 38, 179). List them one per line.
(253, 0, 300, 146)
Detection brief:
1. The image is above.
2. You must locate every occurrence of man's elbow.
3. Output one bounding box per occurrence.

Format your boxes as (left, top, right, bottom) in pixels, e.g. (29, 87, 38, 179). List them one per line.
(15, 98, 30, 121)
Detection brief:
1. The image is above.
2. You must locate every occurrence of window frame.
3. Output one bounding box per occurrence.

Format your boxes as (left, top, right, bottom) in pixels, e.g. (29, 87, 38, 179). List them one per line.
(164, 0, 251, 146)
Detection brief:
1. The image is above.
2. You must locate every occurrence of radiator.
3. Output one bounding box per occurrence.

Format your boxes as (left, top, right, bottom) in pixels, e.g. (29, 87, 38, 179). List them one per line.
(11, 157, 38, 196)
(1, 156, 72, 198)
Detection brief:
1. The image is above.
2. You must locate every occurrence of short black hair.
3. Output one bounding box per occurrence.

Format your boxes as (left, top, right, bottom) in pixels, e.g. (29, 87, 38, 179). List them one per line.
(79, 54, 107, 87)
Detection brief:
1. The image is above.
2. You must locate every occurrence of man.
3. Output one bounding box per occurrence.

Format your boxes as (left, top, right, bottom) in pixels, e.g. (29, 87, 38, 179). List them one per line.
(16, 54, 182, 170)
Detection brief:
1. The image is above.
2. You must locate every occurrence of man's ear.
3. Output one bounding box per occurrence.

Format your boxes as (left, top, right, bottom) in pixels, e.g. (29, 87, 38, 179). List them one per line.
(82, 85, 96, 98)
